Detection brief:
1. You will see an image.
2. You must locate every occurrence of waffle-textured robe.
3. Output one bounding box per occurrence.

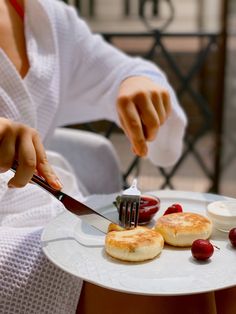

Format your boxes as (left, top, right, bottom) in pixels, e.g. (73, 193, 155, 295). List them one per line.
(0, 0, 186, 313)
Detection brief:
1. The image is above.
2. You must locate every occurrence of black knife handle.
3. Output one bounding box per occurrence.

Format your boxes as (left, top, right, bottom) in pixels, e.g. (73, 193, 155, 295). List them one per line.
(11, 160, 63, 200)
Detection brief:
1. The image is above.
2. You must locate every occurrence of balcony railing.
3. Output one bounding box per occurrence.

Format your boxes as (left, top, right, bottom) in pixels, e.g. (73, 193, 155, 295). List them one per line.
(61, 0, 229, 194)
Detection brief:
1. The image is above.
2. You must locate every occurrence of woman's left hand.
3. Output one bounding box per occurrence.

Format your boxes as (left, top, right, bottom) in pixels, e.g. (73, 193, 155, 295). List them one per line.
(116, 76, 172, 157)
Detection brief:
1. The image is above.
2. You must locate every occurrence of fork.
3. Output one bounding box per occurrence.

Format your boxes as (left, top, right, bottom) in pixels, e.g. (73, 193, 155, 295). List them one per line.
(118, 178, 141, 229)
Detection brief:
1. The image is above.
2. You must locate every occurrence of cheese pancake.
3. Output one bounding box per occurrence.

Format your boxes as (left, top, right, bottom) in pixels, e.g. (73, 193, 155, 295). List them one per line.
(155, 212, 212, 247)
(105, 226, 164, 262)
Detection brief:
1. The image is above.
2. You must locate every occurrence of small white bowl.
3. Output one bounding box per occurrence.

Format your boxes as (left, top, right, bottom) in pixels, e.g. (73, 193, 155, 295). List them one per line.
(207, 200, 236, 232)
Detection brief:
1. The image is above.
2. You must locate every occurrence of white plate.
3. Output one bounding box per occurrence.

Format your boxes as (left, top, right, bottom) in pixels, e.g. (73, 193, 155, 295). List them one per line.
(41, 190, 236, 296)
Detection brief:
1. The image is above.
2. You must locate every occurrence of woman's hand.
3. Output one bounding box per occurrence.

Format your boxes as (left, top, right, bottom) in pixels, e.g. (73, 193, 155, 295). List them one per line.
(117, 76, 172, 156)
(0, 117, 62, 189)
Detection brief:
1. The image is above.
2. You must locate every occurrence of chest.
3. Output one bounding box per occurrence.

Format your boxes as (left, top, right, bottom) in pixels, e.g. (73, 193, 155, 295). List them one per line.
(0, 1, 29, 78)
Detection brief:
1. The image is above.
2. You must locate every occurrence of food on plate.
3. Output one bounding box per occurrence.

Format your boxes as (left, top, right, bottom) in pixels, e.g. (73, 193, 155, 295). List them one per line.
(114, 194, 160, 224)
(107, 223, 125, 232)
(163, 203, 183, 215)
(207, 200, 236, 232)
(138, 195, 160, 223)
(105, 225, 164, 262)
(191, 239, 214, 261)
(228, 228, 236, 247)
(155, 212, 212, 247)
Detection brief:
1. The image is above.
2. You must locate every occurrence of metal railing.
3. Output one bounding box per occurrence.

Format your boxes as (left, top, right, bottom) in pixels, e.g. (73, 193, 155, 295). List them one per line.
(62, 0, 228, 193)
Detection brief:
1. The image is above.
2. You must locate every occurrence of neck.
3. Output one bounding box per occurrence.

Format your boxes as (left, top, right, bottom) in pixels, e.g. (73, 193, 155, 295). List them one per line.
(9, 0, 25, 20)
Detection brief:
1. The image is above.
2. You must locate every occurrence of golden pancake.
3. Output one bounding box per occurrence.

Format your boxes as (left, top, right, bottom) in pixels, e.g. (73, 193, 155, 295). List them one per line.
(155, 212, 212, 247)
(105, 225, 164, 262)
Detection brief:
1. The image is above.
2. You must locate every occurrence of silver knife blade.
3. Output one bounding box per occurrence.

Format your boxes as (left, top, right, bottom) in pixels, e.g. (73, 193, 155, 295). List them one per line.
(58, 192, 112, 233)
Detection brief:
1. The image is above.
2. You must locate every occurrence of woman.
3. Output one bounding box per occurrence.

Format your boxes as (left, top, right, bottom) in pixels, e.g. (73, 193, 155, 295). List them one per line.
(1, 0, 218, 313)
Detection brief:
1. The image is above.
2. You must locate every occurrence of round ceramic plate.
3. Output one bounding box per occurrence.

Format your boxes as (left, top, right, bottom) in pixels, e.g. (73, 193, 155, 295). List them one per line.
(41, 190, 236, 296)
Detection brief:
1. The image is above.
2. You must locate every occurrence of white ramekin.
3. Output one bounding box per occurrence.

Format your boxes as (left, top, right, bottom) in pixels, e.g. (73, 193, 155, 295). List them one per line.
(207, 200, 236, 232)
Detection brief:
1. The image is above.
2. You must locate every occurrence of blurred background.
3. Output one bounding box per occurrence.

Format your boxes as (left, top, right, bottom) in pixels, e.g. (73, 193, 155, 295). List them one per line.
(62, 0, 235, 197)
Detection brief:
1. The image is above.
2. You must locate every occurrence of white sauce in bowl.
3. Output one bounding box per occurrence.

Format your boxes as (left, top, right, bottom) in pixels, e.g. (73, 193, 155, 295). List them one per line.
(207, 200, 236, 232)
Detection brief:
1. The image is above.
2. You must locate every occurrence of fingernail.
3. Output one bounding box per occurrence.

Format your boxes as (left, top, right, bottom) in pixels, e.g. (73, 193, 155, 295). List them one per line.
(8, 183, 15, 189)
(53, 179, 63, 189)
(132, 146, 137, 155)
(134, 144, 147, 157)
(142, 146, 148, 156)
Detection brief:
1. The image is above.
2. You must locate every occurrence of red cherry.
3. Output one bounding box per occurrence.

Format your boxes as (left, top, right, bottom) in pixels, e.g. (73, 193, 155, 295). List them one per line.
(172, 204, 183, 211)
(163, 203, 183, 215)
(229, 228, 236, 247)
(191, 239, 214, 261)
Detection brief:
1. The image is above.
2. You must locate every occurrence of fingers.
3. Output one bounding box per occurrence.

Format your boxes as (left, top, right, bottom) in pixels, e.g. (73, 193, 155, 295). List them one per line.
(158, 89, 172, 118)
(134, 92, 160, 141)
(117, 78, 172, 157)
(0, 131, 16, 173)
(32, 132, 62, 189)
(8, 132, 36, 188)
(117, 97, 147, 156)
(0, 118, 62, 189)
(151, 92, 166, 125)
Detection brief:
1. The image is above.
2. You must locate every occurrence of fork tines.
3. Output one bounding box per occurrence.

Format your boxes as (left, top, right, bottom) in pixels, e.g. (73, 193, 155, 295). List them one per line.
(119, 195, 140, 229)
(118, 179, 141, 229)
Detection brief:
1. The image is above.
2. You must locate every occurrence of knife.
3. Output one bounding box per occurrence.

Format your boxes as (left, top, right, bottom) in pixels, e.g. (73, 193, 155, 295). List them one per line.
(10, 161, 113, 233)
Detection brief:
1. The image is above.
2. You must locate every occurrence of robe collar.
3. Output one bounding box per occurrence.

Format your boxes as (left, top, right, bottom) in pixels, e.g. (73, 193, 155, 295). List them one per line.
(0, 0, 57, 133)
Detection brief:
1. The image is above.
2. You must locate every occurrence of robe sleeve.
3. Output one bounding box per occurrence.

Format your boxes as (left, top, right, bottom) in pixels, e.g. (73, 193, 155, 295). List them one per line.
(56, 5, 187, 167)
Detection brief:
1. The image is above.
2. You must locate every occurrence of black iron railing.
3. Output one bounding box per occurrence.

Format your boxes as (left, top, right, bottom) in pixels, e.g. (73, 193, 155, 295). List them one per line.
(61, 0, 228, 193)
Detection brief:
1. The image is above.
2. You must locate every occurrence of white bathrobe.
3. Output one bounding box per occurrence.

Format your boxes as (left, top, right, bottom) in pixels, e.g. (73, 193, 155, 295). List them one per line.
(0, 0, 186, 313)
